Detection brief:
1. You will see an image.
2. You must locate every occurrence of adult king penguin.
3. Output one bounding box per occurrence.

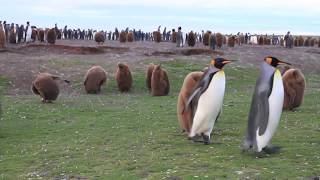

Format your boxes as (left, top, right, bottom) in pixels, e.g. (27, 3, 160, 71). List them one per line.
(242, 56, 291, 155)
(186, 58, 231, 144)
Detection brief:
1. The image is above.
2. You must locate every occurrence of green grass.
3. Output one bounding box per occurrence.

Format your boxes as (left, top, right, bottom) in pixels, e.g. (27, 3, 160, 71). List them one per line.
(0, 60, 319, 179)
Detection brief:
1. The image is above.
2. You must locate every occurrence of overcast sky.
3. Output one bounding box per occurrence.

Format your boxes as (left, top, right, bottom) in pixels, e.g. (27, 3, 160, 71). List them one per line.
(2, 0, 320, 35)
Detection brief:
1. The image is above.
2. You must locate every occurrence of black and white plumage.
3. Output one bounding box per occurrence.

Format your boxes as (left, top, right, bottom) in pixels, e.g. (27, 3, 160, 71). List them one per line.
(242, 56, 291, 154)
(186, 58, 231, 144)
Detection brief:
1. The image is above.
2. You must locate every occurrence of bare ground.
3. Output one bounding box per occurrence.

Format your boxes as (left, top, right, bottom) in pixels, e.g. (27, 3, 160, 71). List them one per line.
(0, 40, 319, 95)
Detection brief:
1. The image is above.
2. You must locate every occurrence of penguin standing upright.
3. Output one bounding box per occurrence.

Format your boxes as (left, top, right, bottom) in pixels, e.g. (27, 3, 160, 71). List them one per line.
(186, 58, 231, 144)
(242, 56, 291, 155)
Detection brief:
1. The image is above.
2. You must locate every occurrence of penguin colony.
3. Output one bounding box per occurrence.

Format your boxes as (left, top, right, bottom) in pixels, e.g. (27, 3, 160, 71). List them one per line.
(6, 23, 306, 157)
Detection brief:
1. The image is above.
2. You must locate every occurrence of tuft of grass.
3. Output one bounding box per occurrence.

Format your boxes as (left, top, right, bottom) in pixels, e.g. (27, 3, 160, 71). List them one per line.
(0, 60, 319, 179)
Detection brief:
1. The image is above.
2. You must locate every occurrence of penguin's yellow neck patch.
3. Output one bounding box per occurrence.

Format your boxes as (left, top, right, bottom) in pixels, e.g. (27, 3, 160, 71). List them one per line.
(216, 70, 225, 76)
(274, 69, 281, 78)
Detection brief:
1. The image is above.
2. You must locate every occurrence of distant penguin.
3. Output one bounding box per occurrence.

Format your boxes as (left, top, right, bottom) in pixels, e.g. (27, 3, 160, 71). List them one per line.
(95, 31, 105, 45)
(25, 24, 32, 43)
(47, 28, 56, 44)
(119, 31, 126, 43)
(38, 29, 45, 42)
(186, 58, 231, 144)
(282, 68, 306, 110)
(177, 71, 204, 134)
(84, 66, 107, 94)
(187, 31, 196, 47)
(115, 63, 133, 92)
(242, 56, 291, 155)
(0, 24, 6, 48)
(32, 73, 69, 103)
(151, 64, 170, 96)
(215, 33, 223, 48)
(9, 27, 16, 43)
(127, 32, 134, 42)
(146, 63, 155, 91)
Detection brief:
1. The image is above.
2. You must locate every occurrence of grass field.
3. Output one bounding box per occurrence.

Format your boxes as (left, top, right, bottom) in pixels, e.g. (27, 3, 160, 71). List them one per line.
(0, 59, 319, 179)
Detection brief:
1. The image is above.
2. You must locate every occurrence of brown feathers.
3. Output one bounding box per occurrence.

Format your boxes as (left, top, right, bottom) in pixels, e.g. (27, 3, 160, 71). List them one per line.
(146, 63, 155, 91)
(115, 63, 133, 92)
(47, 28, 56, 44)
(177, 71, 203, 134)
(84, 66, 107, 94)
(215, 33, 223, 48)
(153, 31, 161, 43)
(127, 32, 134, 42)
(228, 36, 236, 47)
(95, 31, 105, 45)
(0, 24, 5, 48)
(119, 31, 126, 43)
(9, 28, 16, 43)
(171, 31, 177, 43)
(203, 31, 211, 46)
(187, 31, 196, 47)
(31, 73, 60, 103)
(38, 29, 45, 42)
(258, 36, 264, 45)
(150, 64, 170, 96)
(283, 68, 306, 110)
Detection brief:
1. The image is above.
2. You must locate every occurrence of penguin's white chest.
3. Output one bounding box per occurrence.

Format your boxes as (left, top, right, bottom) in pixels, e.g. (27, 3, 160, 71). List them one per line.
(256, 70, 284, 151)
(190, 71, 226, 136)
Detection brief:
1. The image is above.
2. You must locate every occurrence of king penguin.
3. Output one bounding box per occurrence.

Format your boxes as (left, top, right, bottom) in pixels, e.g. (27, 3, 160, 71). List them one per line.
(242, 56, 291, 155)
(186, 58, 231, 144)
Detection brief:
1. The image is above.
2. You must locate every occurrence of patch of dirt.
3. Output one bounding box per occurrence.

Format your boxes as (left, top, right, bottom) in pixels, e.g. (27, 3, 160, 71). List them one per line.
(2, 44, 129, 55)
(179, 48, 223, 56)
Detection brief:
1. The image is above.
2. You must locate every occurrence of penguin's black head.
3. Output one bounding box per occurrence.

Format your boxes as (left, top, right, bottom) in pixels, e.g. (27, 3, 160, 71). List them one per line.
(265, 56, 291, 67)
(210, 57, 231, 69)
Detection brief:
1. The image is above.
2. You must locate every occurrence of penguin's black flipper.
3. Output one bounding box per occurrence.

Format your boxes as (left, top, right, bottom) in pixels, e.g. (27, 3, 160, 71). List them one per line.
(185, 66, 219, 114)
(257, 90, 270, 136)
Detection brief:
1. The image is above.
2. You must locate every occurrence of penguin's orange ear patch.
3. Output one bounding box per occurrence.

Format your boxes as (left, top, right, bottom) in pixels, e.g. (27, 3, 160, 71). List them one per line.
(266, 57, 272, 65)
(210, 59, 216, 65)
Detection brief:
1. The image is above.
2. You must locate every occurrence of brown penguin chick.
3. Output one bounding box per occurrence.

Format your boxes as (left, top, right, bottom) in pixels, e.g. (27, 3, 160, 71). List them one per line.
(187, 31, 196, 47)
(32, 73, 62, 103)
(146, 63, 155, 91)
(84, 66, 107, 94)
(177, 71, 203, 134)
(95, 31, 105, 45)
(47, 28, 56, 44)
(115, 63, 133, 92)
(151, 64, 170, 96)
(215, 32, 223, 48)
(0, 24, 5, 48)
(283, 68, 306, 110)
(127, 32, 134, 42)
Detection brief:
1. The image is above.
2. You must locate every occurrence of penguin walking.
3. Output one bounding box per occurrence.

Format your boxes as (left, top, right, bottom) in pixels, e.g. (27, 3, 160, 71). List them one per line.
(242, 56, 291, 155)
(186, 58, 231, 144)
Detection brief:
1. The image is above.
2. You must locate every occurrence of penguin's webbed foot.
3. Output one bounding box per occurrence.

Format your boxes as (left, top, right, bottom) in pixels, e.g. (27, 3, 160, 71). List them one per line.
(262, 146, 281, 154)
(202, 134, 210, 145)
(255, 151, 268, 158)
(188, 135, 203, 143)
